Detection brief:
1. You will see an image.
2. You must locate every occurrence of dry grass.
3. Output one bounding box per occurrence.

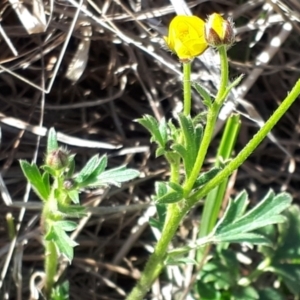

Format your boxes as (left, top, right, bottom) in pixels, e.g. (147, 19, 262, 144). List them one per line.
(1, 0, 300, 299)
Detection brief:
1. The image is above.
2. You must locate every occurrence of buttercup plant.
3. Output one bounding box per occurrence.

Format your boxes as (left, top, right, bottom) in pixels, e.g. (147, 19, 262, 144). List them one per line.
(20, 128, 139, 299)
(126, 14, 300, 299)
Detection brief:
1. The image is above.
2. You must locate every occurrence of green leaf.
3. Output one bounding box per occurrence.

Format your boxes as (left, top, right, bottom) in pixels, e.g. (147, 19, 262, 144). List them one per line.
(260, 206, 300, 295)
(272, 263, 300, 294)
(155, 182, 167, 198)
(197, 249, 239, 296)
(177, 114, 203, 177)
(197, 281, 222, 300)
(137, 115, 165, 147)
(217, 190, 248, 229)
(89, 155, 107, 178)
(201, 260, 236, 289)
(51, 281, 69, 300)
(42, 172, 51, 196)
(58, 203, 86, 218)
(155, 147, 165, 157)
(214, 232, 271, 246)
(156, 203, 167, 225)
(67, 190, 79, 204)
(158, 118, 168, 147)
(168, 182, 183, 194)
(95, 166, 139, 187)
(154, 181, 184, 204)
(65, 154, 76, 178)
(172, 144, 187, 159)
(19, 160, 50, 201)
(231, 286, 259, 300)
(258, 288, 284, 300)
(193, 167, 222, 189)
(155, 190, 183, 204)
(42, 165, 57, 177)
(47, 128, 59, 154)
(75, 154, 101, 183)
(46, 225, 77, 262)
(273, 205, 300, 261)
(193, 82, 212, 107)
(168, 120, 180, 141)
(215, 190, 292, 237)
(54, 220, 77, 231)
(149, 217, 163, 231)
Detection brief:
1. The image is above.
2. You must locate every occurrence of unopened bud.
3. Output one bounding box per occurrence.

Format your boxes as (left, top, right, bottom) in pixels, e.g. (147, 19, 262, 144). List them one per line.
(205, 13, 235, 47)
(63, 178, 76, 190)
(46, 148, 69, 170)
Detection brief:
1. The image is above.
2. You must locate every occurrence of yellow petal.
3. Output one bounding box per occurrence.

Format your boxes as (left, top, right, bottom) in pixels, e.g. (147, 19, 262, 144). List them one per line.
(165, 15, 208, 59)
(209, 13, 225, 40)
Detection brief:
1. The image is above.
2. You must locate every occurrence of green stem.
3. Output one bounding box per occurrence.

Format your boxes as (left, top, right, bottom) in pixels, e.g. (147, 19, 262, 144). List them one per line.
(183, 62, 192, 116)
(44, 240, 58, 297)
(42, 178, 60, 297)
(167, 154, 180, 184)
(183, 46, 229, 196)
(189, 77, 300, 206)
(126, 204, 187, 300)
(215, 46, 229, 105)
(197, 114, 240, 261)
(198, 114, 241, 236)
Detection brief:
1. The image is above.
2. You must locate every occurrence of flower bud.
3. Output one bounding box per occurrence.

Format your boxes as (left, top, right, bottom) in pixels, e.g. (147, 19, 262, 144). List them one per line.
(63, 178, 76, 190)
(205, 13, 235, 47)
(164, 15, 208, 61)
(46, 148, 69, 170)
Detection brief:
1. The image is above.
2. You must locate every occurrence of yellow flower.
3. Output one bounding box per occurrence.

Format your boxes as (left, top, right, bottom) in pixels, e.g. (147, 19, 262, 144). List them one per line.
(164, 15, 208, 61)
(205, 13, 235, 47)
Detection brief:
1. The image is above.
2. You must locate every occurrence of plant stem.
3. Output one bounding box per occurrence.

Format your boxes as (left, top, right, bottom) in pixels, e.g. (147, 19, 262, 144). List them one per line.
(126, 204, 186, 300)
(189, 77, 300, 206)
(183, 46, 229, 196)
(42, 178, 60, 298)
(44, 240, 58, 297)
(183, 62, 192, 116)
(215, 46, 228, 105)
(197, 114, 240, 261)
(127, 61, 193, 300)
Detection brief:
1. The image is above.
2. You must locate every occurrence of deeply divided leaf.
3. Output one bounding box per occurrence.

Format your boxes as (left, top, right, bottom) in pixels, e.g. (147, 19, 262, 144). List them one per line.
(214, 190, 292, 242)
